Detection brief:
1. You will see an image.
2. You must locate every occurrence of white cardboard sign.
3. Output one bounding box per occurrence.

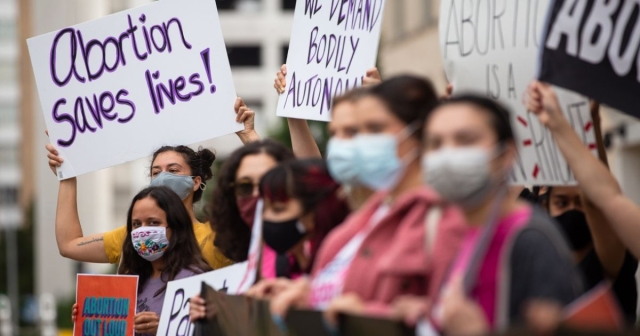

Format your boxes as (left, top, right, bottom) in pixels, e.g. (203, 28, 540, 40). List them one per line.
(236, 199, 264, 294)
(28, 0, 242, 179)
(277, 0, 386, 122)
(157, 262, 248, 336)
(439, 0, 597, 185)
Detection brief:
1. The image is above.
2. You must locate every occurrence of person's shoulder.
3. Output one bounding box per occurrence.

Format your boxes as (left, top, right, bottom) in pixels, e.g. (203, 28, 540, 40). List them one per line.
(175, 267, 204, 280)
(194, 221, 214, 234)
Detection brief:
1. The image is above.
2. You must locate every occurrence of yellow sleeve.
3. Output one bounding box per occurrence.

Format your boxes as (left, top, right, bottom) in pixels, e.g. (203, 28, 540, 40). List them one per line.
(194, 222, 235, 270)
(103, 225, 127, 264)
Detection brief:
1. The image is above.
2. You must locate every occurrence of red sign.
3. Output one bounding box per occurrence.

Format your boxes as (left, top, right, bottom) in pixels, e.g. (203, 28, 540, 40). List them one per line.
(75, 274, 138, 336)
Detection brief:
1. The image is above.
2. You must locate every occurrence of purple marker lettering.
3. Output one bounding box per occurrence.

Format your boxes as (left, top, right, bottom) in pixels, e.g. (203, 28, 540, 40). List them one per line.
(99, 91, 116, 121)
(127, 14, 148, 61)
(52, 98, 76, 147)
(284, 72, 297, 108)
(346, 36, 359, 74)
(189, 73, 204, 97)
(49, 28, 85, 87)
(307, 27, 319, 65)
(150, 25, 168, 52)
(116, 89, 136, 123)
(84, 94, 103, 129)
(145, 69, 160, 114)
(163, 18, 192, 51)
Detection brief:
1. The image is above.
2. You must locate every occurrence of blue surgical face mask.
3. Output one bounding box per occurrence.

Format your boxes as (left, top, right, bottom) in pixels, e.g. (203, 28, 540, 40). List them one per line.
(354, 124, 418, 191)
(150, 172, 194, 200)
(326, 138, 359, 185)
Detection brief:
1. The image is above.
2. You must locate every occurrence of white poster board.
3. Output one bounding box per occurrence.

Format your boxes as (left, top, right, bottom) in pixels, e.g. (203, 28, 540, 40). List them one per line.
(439, 0, 597, 185)
(277, 0, 386, 122)
(28, 0, 242, 179)
(236, 199, 264, 294)
(157, 262, 248, 336)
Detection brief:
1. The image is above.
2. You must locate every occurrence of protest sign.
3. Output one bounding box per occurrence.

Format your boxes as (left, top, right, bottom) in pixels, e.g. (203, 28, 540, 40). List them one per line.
(27, 0, 242, 179)
(538, 0, 640, 117)
(74, 274, 138, 336)
(236, 199, 263, 294)
(277, 0, 386, 122)
(157, 262, 248, 336)
(439, 0, 597, 185)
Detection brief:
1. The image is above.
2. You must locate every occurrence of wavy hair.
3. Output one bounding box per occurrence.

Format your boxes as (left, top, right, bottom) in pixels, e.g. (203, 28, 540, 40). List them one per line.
(118, 186, 211, 296)
(209, 139, 295, 262)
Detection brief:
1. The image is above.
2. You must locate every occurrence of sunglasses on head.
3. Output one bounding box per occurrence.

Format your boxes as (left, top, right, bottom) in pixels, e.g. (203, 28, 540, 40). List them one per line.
(232, 178, 259, 198)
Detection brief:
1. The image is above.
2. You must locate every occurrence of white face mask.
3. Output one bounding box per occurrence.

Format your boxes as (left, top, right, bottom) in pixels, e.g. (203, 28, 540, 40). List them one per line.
(422, 146, 500, 210)
(131, 226, 170, 262)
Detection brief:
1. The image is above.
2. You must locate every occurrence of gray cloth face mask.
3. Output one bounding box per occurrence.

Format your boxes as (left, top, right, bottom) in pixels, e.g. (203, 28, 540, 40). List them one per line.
(149, 172, 194, 200)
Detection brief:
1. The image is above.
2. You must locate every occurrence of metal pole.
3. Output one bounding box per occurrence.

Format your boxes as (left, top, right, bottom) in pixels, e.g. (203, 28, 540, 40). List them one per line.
(5, 228, 18, 333)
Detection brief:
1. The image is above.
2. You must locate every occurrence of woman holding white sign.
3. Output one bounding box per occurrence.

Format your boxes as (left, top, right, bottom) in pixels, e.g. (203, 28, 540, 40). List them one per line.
(72, 186, 211, 335)
(420, 95, 582, 334)
(265, 76, 467, 324)
(274, 64, 380, 209)
(46, 98, 259, 269)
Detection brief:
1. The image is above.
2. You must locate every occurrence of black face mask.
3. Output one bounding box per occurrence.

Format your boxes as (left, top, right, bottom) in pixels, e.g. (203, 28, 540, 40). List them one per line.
(554, 209, 593, 251)
(262, 218, 307, 254)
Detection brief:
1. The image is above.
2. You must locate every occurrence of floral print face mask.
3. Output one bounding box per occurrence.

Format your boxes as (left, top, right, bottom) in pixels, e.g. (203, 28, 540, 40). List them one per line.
(131, 226, 169, 262)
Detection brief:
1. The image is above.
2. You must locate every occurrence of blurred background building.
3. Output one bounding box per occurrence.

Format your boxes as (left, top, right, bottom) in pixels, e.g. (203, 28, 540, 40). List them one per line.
(1, 0, 640, 333)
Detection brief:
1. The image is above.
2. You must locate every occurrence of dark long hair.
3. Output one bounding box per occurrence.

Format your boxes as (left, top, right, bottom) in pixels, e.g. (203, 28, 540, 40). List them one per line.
(151, 146, 216, 203)
(209, 139, 295, 262)
(260, 158, 350, 271)
(119, 187, 211, 296)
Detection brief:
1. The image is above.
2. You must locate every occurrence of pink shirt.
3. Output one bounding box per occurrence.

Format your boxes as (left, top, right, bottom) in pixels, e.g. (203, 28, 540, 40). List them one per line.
(443, 206, 531, 327)
(260, 244, 308, 280)
(309, 205, 390, 309)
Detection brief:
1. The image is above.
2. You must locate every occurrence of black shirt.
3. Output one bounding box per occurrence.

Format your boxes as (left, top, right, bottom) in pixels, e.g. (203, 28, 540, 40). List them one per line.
(579, 249, 638, 323)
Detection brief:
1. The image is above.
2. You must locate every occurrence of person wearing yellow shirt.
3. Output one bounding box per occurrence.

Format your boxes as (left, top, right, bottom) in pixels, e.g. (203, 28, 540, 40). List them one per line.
(45, 98, 259, 270)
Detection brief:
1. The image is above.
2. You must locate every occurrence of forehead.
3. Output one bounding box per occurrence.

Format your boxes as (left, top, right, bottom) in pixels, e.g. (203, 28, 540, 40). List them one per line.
(330, 102, 357, 126)
(236, 153, 278, 180)
(153, 151, 188, 168)
(132, 197, 165, 217)
(354, 96, 391, 120)
(550, 186, 581, 197)
(427, 103, 493, 134)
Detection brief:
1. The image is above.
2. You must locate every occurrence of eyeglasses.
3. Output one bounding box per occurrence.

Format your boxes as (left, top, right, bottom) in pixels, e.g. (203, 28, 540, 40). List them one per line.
(231, 179, 259, 198)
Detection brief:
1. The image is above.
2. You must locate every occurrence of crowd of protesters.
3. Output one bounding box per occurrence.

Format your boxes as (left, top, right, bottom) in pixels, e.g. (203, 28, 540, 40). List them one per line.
(46, 64, 640, 335)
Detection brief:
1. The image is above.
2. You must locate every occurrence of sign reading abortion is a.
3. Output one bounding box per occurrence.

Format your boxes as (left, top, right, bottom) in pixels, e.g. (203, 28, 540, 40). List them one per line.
(28, 0, 241, 179)
(277, 0, 386, 122)
(439, 0, 597, 186)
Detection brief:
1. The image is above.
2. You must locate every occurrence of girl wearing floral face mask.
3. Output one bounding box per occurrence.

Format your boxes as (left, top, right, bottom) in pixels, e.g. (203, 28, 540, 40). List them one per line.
(72, 186, 210, 335)
(422, 95, 583, 334)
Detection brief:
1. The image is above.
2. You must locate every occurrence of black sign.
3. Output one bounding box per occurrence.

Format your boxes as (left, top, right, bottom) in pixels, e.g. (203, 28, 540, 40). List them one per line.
(539, 0, 640, 117)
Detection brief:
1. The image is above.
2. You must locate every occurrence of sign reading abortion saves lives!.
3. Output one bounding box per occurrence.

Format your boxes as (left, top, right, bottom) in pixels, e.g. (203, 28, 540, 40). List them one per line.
(75, 274, 138, 336)
(27, 0, 242, 179)
(539, 0, 640, 117)
(277, 0, 386, 122)
(439, 0, 597, 185)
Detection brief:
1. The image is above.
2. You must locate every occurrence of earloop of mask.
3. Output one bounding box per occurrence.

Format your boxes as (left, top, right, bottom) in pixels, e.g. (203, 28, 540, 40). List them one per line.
(200, 182, 206, 191)
(398, 121, 422, 164)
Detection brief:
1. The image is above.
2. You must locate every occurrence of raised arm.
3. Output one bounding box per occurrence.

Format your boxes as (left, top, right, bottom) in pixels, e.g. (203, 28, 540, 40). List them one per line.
(234, 97, 260, 144)
(47, 143, 110, 262)
(526, 82, 640, 259)
(581, 103, 625, 278)
(274, 64, 322, 158)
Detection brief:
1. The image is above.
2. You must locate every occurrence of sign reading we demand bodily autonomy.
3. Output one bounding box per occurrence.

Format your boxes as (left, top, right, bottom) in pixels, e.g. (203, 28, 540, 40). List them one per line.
(28, 0, 241, 179)
(439, 0, 597, 185)
(277, 0, 386, 122)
